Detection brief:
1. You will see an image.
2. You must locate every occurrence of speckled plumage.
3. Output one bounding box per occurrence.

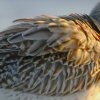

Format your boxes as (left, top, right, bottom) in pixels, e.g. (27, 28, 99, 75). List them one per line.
(0, 3, 100, 100)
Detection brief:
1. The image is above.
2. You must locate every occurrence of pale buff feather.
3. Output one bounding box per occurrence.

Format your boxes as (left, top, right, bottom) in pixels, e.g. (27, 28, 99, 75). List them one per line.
(0, 14, 100, 100)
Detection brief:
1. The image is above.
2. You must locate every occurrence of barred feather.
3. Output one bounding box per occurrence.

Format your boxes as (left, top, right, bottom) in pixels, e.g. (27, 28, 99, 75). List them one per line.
(0, 13, 100, 99)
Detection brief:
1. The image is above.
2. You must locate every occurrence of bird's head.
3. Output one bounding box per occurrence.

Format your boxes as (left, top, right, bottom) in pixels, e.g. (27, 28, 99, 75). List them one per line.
(90, 2, 100, 31)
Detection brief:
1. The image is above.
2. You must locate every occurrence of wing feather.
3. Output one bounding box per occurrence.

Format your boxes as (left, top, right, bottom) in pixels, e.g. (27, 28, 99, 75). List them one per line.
(0, 14, 100, 96)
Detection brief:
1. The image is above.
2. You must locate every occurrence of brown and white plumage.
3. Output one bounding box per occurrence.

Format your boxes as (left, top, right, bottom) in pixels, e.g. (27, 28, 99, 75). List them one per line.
(0, 3, 100, 100)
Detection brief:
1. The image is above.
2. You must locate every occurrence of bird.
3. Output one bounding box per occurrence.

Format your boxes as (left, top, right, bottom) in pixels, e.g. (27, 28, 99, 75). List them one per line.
(0, 2, 100, 100)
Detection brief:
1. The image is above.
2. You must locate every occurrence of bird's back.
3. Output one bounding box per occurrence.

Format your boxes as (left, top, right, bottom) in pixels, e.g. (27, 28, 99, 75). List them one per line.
(0, 3, 100, 99)
(0, 14, 100, 94)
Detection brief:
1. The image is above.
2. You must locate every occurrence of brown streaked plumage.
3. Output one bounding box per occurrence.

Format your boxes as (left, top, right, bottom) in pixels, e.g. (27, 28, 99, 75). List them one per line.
(0, 3, 100, 100)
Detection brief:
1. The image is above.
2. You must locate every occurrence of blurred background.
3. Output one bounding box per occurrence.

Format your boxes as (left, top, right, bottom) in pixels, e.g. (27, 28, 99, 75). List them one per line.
(0, 0, 99, 31)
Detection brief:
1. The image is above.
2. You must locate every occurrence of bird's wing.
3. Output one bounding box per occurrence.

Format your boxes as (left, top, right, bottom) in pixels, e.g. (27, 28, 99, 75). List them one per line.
(0, 14, 100, 95)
